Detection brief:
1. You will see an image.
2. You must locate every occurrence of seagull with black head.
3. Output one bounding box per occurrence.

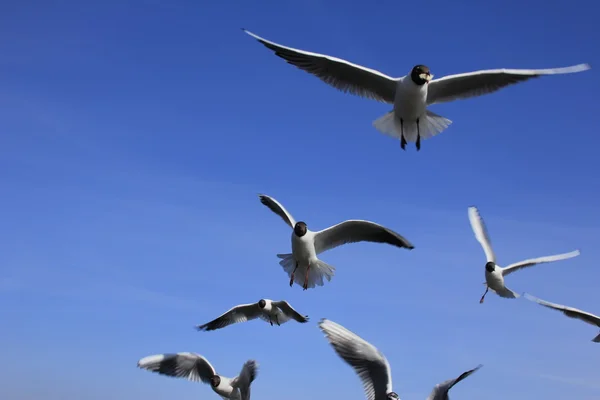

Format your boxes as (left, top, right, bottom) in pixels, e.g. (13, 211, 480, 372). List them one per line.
(259, 194, 414, 290)
(243, 29, 590, 151)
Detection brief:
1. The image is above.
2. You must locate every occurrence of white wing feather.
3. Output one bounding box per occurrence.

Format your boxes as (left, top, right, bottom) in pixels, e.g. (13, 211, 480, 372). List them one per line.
(467, 207, 496, 263)
(502, 250, 580, 276)
(427, 64, 590, 105)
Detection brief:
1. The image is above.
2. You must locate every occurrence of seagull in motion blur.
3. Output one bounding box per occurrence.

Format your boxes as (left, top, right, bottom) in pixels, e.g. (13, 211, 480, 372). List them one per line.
(243, 29, 590, 151)
(468, 206, 580, 303)
(523, 293, 600, 343)
(196, 298, 308, 331)
(318, 318, 482, 400)
(259, 194, 414, 290)
(137, 353, 257, 400)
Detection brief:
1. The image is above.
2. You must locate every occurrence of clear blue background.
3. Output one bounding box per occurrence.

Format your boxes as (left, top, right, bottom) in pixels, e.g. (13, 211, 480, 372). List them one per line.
(1, 1, 599, 399)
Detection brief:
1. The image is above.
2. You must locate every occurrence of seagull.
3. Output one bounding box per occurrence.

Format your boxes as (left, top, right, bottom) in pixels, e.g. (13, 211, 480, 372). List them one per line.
(468, 206, 580, 303)
(196, 299, 309, 331)
(523, 293, 600, 343)
(259, 194, 414, 290)
(137, 353, 258, 400)
(318, 318, 482, 400)
(242, 29, 590, 151)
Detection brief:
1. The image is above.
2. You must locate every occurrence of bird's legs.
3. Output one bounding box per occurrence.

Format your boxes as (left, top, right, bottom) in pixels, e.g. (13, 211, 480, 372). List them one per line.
(416, 118, 421, 151)
(400, 119, 407, 150)
(275, 314, 280, 326)
(479, 286, 489, 304)
(290, 261, 298, 287)
(303, 264, 310, 291)
(269, 317, 273, 326)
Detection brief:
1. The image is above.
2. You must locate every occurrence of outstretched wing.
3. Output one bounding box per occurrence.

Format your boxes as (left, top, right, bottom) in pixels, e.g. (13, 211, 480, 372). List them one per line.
(467, 206, 496, 263)
(258, 194, 296, 229)
(196, 303, 262, 331)
(426, 365, 483, 400)
(314, 220, 414, 255)
(272, 300, 309, 323)
(137, 352, 216, 384)
(502, 250, 580, 277)
(243, 29, 398, 104)
(523, 293, 600, 327)
(427, 63, 590, 105)
(232, 360, 259, 400)
(319, 319, 393, 400)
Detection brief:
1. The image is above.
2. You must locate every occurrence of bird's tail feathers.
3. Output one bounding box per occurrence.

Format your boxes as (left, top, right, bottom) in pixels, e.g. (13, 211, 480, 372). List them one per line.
(372, 109, 452, 144)
(592, 332, 600, 343)
(278, 256, 335, 289)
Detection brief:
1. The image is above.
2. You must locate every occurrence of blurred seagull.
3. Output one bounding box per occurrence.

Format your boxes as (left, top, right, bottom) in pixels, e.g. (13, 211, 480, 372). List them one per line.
(196, 299, 309, 331)
(523, 293, 600, 343)
(468, 206, 580, 303)
(318, 318, 482, 400)
(137, 353, 257, 400)
(259, 194, 414, 290)
(242, 29, 590, 151)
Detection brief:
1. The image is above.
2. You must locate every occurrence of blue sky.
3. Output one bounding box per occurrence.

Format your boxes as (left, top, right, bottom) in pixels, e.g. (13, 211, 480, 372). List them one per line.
(1, 0, 599, 399)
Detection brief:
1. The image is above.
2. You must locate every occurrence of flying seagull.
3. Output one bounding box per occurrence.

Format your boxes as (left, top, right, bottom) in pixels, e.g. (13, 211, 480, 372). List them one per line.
(523, 293, 600, 343)
(137, 353, 258, 400)
(242, 29, 590, 151)
(196, 299, 309, 331)
(468, 206, 580, 303)
(259, 193, 414, 290)
(318, 318, 482, 400)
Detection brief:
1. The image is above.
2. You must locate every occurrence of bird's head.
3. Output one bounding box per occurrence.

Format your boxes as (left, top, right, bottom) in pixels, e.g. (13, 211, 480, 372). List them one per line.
(485, 261, 496, 272)
(387, 392, 399, 400)
(410, 65, 433, 85)
(210, 375, 221, 387)
(258, 299, 266, 308)
(294, 221, 308, 237)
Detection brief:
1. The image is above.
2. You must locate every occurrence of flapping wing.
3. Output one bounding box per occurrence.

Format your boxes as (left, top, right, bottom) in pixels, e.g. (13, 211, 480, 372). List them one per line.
(243, 29, 398, 104)
(258, 194, 296, 229)
(319, 319, 393, 400)
(467, 207, 496, 263)
(231, 360, 259, 400)
(523, 293, 600, 327)
(426, 365, 483, 400)
(137, 352, 216, 384)
(272, 300, 309, 323)
(427, 63, 590, 105)
(314, 220, 414, 255)
(502, 250, 580, 277)
(196, 303, 262, 331)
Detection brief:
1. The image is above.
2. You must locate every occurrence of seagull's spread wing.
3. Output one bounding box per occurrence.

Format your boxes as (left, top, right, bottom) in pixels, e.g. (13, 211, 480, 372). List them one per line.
(524, 293, 600, 327)
(231, 360, 259, 400)
(426, 365, 483, 400)
(137, 353, 217, 384)
(502, 250, 580, 277)
(258, 194, 296, 229)
(196, 303, 262, 331)
(272, 300, 309, 323)
(319, 319, 393, 400)
(467, 207, 496, 263)
(243, 29, 398, 104)
(313, 220, 414, 255)
(426, 63, 590, 105)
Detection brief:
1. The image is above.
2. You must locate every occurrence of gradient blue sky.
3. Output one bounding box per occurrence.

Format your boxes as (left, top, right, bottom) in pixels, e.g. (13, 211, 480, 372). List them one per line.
(1, 1, 599, 399)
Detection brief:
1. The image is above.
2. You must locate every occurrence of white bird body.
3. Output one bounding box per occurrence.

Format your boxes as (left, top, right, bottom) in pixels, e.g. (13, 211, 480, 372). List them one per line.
(393, 76, 428, 121)
(291, 229, 318, 265)
(485, 268, 507, 295)
(243, 28, 590, 151)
